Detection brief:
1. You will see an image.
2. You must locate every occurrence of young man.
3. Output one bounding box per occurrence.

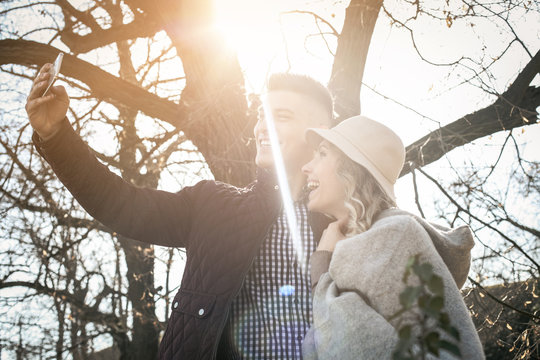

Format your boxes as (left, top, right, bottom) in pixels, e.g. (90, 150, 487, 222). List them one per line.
(26, 67, 334, 359)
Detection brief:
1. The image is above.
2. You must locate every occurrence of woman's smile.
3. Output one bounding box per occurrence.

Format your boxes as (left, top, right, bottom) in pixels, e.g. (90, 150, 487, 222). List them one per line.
(303, 141, 348, 221)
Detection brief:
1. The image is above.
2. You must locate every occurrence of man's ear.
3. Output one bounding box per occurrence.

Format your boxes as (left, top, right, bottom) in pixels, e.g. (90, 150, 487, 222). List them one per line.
(318, 115, 334, 129)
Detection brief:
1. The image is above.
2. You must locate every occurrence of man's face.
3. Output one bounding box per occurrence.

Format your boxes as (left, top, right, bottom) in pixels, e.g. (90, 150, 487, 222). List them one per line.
(253, 90, 331, 174)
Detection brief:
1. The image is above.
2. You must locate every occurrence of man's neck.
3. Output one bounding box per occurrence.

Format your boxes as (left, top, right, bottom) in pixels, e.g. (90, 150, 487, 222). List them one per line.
(258, 166, 305, 202)
(288, 171, 306, 202)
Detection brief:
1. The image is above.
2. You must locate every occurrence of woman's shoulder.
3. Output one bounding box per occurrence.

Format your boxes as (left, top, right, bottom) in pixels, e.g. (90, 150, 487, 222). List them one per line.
(335, 209, 435, 259)
(336, 210, 427, 257)
(368, 209, 427, 238)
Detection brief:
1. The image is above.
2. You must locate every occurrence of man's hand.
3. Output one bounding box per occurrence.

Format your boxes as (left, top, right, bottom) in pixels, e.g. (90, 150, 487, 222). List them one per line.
(25, 63, 69, 140)
(317, 219, 347, 252)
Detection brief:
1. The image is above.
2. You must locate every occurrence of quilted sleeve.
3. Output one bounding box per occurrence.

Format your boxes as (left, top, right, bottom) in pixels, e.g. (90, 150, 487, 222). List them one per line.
(33, 118, 199, 248)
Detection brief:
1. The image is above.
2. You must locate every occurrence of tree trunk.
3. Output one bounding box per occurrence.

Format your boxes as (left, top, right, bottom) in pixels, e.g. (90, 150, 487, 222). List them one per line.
(114, 39, 161, 360)
(133, 0, 257, 185)
(329, 0, 383, 119)
(118, 236, 160, 360)
(0, 35, 255, 186)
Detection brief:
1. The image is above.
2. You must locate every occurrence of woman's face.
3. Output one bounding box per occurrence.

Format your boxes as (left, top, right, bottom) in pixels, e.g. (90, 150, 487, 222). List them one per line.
(302, 140, 349, 221)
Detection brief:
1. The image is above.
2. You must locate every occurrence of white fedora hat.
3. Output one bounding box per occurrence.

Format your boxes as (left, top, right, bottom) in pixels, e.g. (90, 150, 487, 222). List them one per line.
(305, 115, 405, 200)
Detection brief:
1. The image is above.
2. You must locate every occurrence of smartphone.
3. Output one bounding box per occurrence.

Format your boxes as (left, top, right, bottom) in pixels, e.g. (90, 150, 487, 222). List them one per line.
(42, 52, 63, 97)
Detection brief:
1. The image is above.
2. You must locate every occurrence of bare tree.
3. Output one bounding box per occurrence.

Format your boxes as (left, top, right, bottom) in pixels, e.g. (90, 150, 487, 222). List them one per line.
(0, 0, 538, 358)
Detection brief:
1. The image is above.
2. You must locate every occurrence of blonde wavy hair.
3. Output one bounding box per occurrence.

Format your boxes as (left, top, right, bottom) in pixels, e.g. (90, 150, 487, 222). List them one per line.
(333, 144, 396, 237)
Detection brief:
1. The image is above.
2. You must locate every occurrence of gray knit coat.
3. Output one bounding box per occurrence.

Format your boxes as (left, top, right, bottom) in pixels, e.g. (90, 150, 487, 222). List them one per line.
(302, 209, 485, 360)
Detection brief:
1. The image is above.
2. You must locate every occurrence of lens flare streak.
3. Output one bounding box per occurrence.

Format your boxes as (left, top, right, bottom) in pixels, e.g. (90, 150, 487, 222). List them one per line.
(262, 101, 305, 267)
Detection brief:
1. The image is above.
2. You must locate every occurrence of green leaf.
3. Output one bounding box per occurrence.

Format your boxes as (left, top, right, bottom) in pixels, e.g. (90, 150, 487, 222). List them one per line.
(394, 257, 463, 360)
(424, 331, 440, 356)
(427, 274, 444, 296)
(392, 350, 414, 360)
(418, 294, 429, 310)
(425, 296, 444, 317)
(405, 255, 417, 270)
(403, 255, 418, 282)
(399, 286, 421, 309)
(398, 325, 412, 340)
(439, 340, 462, 357)
(392, 336, 415, 360)
(438, 318, 461, 340)
(447, 326, 461, 341)
(439, 312, 450, 327)
(413, 262, 434, 282)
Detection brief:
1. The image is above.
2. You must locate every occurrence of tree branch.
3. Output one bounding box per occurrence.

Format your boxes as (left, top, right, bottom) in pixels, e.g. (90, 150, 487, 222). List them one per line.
(0, 39, 188, 129)
(400, 50, 540, 177)
(468, 277, 540, 322)
(416, 166, 540, 272)
(0, 280, 125, 329)
(60, 17, 161, 54)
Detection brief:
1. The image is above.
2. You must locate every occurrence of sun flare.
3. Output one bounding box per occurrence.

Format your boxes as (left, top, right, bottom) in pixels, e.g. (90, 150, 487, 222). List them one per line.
(213, 0, 278, 49)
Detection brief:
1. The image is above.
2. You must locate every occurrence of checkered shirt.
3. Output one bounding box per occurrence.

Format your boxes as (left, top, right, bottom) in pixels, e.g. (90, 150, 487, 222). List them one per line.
(225, 202, 316, 359)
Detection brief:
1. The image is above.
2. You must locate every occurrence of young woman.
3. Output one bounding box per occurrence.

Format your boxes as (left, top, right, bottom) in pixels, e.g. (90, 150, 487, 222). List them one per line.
(301, 116, 484, 359)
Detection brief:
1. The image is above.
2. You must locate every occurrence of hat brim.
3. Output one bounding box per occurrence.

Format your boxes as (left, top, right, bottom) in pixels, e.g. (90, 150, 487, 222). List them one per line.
(305, 128, 396, 200)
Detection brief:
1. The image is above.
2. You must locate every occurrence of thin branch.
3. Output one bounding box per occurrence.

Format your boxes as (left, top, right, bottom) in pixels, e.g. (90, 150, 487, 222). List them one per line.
(411, 167, 425, 218)
(485, 131, 513, 180)
(468, 277, 540, 322)
(281, 10, 339, 37)
(362, 82, 441, 125)
(416, 166, 540, 272)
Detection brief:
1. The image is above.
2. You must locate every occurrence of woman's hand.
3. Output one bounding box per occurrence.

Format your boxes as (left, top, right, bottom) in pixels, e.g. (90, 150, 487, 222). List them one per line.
(317, 219, 347, 252)
(25, 63, 69, 140)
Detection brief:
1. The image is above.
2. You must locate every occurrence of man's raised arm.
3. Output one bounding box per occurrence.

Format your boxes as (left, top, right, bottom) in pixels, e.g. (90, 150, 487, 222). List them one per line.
(26, 63, 195, 248)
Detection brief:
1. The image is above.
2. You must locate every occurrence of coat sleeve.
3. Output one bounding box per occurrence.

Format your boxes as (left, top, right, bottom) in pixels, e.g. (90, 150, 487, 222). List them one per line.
(309, 250, 333, 291)
(33, 118, 199, 248)
(303, 273, 399, 360)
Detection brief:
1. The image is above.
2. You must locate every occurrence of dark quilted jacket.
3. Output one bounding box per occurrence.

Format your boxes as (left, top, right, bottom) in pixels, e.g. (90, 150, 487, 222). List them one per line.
(34, 120, 330, 359)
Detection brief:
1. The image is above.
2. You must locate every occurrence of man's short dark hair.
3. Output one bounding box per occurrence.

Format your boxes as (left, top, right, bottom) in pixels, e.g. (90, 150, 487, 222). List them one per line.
(267, 73, 334, 120)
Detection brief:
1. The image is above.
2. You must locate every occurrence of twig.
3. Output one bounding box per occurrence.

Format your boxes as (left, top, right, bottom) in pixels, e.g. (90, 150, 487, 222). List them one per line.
(468, 277, 540, 322)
